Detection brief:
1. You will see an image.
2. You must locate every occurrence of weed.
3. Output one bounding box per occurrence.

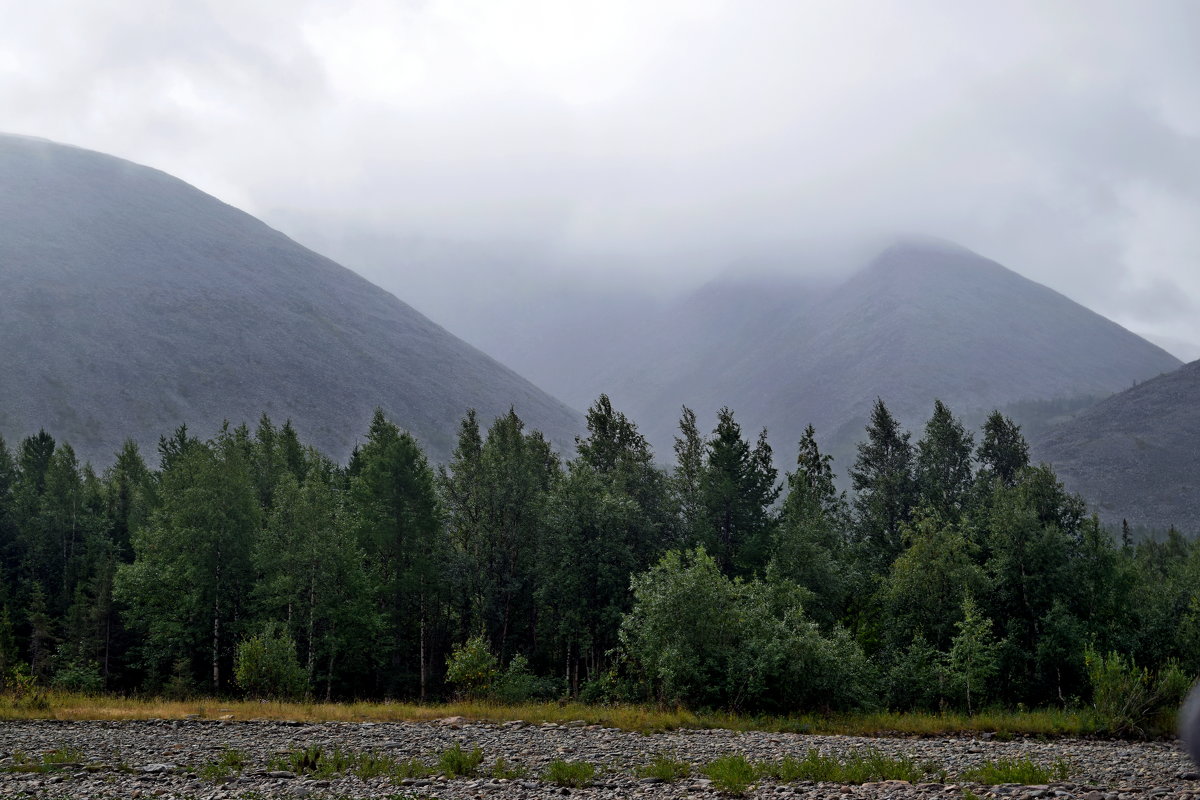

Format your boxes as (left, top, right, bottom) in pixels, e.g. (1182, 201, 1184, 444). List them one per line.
(542, 759, 595, 788)
(489, 757, 528, 779)
(961, 757, 1070, 785)
(391, 757, 433, 780)
(702, 754, 757, 796)
(636, 754, 691, 782)
(964, 789, 983, 800)
(5, 747, 85, 774)
(438, 743, 484, 778)
(758, 748, 930, 784)
(353, 751, 398, 780)
(198, 748, 247, 781)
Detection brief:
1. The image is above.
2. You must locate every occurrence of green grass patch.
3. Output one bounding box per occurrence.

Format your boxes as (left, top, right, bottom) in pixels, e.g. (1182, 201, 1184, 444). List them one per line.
(702, 754, 758, 796)
(198, 748, 247, 781)
(636, 754, 691, 781)
(488, 757, 528, 779)
(437, 744, 484, 778)
(5, 747, 86, 773)
(961, 757, 1069, 785)
(542, 759, 595, 788)
(758, 748, 935, 784)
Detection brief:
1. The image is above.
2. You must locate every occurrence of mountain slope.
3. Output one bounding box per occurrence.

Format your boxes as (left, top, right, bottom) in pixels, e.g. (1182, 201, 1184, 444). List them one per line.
(591, 240, 1181, 466)
(1033, 359, 1200, 533)
(0, 134, 583, 464)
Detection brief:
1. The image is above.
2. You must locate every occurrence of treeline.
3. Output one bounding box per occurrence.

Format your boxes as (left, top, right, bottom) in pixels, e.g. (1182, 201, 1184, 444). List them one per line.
(0, 395, 1196, 715)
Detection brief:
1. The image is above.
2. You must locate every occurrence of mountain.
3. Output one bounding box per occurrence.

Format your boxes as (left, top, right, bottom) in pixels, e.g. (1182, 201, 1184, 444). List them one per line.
(575, 239, 1182, 468)
(1033, 359, 1200, 533)
(0, 134, 583, 465)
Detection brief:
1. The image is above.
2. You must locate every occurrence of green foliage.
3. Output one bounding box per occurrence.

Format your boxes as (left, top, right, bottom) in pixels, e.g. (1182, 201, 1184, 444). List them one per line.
(758, 749, 930, 784)
(234, 626, 307, 700)
(445, 636, 499, 700)
(960, 757, 1069, 784)
(50, 658, 103, 694)
(542, 759, 595, 787)
(4, 747, 85, 773)
(4, 664, 49, 711)
(620, 547, 874, 711)
(946, 594, 1001, 714)
(489, 757, 528, 779)
(701, 754, 757, 795)
(1084, 648, 1189, 736)
(493, 653, 557, 703)
(437, 744, 484, 778)
(198, 749, 247, 782)
(635, 754, 691, 781)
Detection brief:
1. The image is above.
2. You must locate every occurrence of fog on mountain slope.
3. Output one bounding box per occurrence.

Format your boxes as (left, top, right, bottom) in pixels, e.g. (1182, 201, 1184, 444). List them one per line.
(482, 239, 1181, 474)
(1034, 359, 1200, 534)
(0, 134, 583, 466)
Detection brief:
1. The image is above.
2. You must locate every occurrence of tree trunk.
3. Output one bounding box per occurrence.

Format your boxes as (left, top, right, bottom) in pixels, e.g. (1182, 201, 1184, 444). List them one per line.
(212, 594, 221, 691)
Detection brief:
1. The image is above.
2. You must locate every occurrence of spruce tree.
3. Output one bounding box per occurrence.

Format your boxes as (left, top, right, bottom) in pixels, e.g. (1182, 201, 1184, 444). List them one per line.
(849, 399, 916, 572)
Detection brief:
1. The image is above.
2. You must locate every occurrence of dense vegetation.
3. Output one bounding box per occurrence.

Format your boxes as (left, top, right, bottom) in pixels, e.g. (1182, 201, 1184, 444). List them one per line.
(0, 396, 1195, 728)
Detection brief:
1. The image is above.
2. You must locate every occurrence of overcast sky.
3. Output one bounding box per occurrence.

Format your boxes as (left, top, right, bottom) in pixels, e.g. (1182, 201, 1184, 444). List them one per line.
(4, 0, 1200, 358)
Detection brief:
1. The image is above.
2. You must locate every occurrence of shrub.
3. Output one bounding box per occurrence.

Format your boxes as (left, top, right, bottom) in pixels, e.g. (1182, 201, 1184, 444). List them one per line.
(438, 744, 484, 778)
(542, 760, 595, 787)
(445, 635, 498, 700)
(51, 658, 104, 694)
(1085, 648, 1190, 736)
(493, 653, 557, 703)
(701, 754, 757, 796)
(234, 626, 307, 700)
(619, 548, 876, 712)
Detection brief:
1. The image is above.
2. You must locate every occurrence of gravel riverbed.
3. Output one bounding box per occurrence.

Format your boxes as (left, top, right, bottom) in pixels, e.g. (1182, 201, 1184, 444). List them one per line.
(1, 718, 1196, 800)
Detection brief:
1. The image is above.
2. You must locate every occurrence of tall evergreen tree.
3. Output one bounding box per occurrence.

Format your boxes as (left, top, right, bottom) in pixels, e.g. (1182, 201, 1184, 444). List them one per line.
(849, 399, 916, 572)
(351, 409, 444, 698)
(700, 408, 779, 575)
(915, 400, 974, 520)
(977, 411, 1029, 487)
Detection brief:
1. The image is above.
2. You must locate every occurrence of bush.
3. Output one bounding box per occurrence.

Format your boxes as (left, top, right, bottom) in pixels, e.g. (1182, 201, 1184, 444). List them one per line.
(51, 659, 104, 694)
(493, 653, 558, 703)
(445, 635, 498, 700)
(234, 626, 307, 700)
(619, 549, 876, 711)
(1085, 648, 1190, 736)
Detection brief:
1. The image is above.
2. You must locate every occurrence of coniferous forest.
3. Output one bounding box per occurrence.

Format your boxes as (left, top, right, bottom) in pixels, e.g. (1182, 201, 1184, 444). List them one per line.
(0, 395, 1196, 721)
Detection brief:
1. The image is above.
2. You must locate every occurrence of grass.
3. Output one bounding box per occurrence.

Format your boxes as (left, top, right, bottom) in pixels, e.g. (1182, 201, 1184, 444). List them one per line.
(267, 747, 433, 781)
(437, 744, 484, 778)
(758, 748, 935, 784)
(197, 748, 247, 781)
(489, 757, 528, 779)
(960, 757, 1070, 785)
(4, 747, 86, 773)
(542, 759, 595, 788)
(636, 754, 691, 781)
(702, 754, 758, 796)
(0, 692, 1106, 738)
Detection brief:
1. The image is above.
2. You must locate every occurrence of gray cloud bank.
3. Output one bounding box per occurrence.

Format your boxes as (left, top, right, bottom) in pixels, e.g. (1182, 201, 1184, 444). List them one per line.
(3, 0, 1199, 358)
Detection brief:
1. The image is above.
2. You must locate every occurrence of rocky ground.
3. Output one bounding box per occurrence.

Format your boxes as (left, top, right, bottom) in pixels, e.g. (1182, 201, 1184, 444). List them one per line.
(1, 718, 1197, 800)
